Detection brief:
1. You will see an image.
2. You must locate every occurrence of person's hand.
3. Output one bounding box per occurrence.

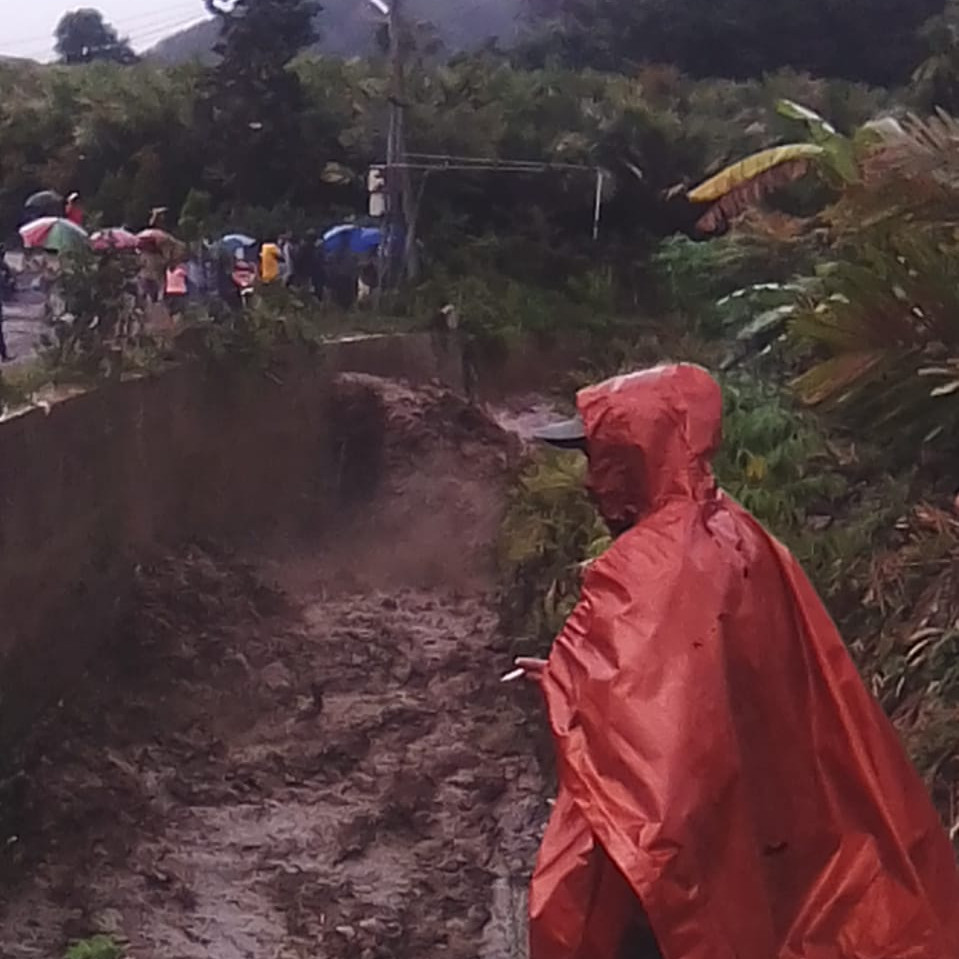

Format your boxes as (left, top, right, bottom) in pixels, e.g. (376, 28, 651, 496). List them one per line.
(514, 657, 548, 685)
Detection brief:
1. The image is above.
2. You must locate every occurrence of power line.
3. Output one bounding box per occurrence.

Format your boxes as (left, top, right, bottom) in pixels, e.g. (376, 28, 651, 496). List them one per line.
(405, 152, 596, 172)
(2, 3, 204, 52)
(129, 15, 213, 49)
(6, 12, 211, 62)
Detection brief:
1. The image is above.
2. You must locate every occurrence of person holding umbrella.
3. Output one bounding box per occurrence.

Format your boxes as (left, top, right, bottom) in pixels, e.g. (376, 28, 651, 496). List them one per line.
(65, 192, 84, 227)
(19, 215, 90, 291)
(149, 207, 169, 230)
(19, 217, 89, 255)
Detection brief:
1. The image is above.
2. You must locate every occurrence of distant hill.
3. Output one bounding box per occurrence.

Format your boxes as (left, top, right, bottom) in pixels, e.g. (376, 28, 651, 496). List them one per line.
(149, 19, 219, 65)
(148, 0, 523, 64)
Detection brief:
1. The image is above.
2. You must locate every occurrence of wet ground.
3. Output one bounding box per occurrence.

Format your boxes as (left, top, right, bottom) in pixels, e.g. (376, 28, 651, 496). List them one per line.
(2, 290, 45, 365)
(0, 377, 554, 958)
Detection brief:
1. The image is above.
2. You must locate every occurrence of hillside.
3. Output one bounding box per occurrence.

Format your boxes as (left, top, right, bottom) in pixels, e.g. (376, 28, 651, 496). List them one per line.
(148, 0, 523, 63)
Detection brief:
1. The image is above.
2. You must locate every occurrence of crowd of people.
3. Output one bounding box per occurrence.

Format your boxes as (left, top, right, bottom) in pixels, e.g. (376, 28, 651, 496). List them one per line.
(13, 188, 383, 315)
(0, 189, 388, 362)
(156, 227, 379, 317)
(156, 232, 333, 316)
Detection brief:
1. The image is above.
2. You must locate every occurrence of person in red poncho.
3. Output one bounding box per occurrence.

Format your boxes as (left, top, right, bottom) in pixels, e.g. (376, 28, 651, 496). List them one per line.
(517, 364, 959, 959)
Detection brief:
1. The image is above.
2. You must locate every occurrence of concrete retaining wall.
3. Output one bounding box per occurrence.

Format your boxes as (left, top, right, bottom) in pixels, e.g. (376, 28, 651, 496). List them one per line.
(0, 334, 458, 747)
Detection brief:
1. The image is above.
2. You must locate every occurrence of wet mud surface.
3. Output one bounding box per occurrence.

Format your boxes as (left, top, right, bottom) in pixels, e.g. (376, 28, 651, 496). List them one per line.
(0, 376, 550, 958)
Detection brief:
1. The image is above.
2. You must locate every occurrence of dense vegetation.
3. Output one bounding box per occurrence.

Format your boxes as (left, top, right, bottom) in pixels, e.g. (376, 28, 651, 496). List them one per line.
(153, 0, 948, 91)
(523, 0, 944, 86)
(5, 0, 959, 822)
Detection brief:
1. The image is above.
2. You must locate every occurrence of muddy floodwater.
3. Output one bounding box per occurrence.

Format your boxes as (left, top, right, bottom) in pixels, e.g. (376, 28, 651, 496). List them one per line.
(0, 377, 554, 959)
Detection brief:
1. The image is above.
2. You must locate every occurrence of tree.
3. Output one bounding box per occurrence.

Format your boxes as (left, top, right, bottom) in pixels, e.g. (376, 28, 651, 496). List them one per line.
(520, 0, 944, 87)
(913, 1, 959, 114)
(199, 0, 322, 203)
(205, 0, 321, 68)
(54, 9, 138, 65)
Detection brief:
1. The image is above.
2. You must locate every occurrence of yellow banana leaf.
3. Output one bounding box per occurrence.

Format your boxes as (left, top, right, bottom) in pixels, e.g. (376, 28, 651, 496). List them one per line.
(689, 144, 826, 202)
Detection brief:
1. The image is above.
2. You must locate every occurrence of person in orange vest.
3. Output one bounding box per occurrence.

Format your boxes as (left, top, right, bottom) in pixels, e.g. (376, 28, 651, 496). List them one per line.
(164, 259, 189, 316)
(65, 192, 84, 227)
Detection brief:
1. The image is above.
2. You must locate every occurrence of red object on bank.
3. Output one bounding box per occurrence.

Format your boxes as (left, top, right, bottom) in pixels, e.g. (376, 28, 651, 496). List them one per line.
(529, 365, 959, 959)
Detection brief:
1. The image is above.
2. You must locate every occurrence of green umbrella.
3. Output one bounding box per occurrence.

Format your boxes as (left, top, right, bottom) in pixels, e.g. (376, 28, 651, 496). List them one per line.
(19, 216, 89, 254)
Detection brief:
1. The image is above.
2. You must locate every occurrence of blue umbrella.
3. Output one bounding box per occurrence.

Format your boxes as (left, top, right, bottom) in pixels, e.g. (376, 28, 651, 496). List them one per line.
(322, 224, 382, 255)
(220, 233, 257, 254)
(322, 224, 354, 242)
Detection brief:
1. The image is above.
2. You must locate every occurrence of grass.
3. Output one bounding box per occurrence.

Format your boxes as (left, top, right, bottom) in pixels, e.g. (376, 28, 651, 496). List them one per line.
(64, 936, 124, 959)
(0, 359, 55, 414)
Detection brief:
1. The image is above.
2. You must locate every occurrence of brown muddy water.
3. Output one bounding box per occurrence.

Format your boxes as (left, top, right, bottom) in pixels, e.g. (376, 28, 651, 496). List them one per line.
(0, 377, 562, 959)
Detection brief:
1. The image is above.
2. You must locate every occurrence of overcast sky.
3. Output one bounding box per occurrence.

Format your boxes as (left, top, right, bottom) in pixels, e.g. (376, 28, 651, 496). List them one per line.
(1, 1, 210, 61)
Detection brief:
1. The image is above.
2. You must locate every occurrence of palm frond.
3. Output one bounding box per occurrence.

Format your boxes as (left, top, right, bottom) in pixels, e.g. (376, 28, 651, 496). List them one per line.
(792, 351, 888, 406)
(789, 234, 959, 446)
(828, 110, 959, 236)
(876, 110, 959, 187)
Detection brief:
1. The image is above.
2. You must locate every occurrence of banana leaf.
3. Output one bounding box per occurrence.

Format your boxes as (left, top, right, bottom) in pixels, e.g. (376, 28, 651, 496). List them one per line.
(776, 100, 838, 144)
(688, 144, 825, 203)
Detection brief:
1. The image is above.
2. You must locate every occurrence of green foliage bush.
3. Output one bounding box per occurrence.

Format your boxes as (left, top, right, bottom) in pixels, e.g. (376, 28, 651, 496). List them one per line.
(498, 372, 905, 649)
(651, 230, 822, 336)
(499, 450, 609, 650)
(42, 248, 150, 381)
(0, 51, 889, 260)
(189, 288, 336, 368)
(64, 936, 123, 959)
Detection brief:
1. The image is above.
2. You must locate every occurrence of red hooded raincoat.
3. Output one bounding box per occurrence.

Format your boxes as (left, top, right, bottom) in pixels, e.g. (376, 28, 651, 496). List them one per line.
(529, 365, 959, 959)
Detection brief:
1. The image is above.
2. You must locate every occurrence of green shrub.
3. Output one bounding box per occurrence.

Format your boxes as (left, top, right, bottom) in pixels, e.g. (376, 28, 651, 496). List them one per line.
(64, 936, 123, 959)
(498, 450, 609, 651)
(715, 375, 907, 600)
(498, 373, 902, 647)
(42, 248, 151, 382)
(651, 232, 821, 335)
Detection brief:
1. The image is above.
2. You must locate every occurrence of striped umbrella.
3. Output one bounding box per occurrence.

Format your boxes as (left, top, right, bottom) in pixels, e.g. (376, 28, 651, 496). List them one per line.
(19, 216, 89, 253)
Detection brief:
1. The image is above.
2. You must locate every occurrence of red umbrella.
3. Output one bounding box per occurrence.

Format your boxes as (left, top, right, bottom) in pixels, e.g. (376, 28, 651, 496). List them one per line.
(91, 228, 139, 252)
(136, 228, 183, 254)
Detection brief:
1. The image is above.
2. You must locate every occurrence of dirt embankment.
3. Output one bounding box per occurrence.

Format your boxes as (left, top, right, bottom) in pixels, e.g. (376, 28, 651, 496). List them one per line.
(0, 376, 550, 959)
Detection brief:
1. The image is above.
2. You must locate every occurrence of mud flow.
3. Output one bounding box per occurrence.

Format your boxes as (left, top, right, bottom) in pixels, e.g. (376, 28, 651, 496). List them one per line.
(0, 376, 550, 958)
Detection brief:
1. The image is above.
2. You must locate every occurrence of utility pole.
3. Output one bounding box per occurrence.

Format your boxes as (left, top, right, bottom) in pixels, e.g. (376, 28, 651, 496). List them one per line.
(384, 0, 418, 285)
